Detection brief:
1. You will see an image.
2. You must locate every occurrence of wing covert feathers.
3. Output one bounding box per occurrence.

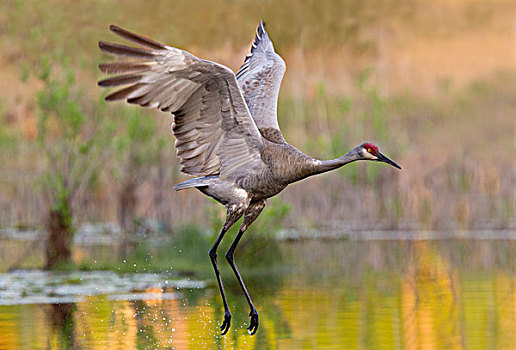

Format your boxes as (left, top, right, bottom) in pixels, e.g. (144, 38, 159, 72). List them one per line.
(98, 25, 265, 178)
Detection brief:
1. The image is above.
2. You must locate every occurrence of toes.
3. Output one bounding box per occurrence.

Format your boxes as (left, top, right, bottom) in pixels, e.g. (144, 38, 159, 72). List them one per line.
(220, 313, 231, 335)
(247, 311, 259, 335)
(248, 323, 258, 335)
(220, 310, 259, 335)
(220, 322, 230, 335)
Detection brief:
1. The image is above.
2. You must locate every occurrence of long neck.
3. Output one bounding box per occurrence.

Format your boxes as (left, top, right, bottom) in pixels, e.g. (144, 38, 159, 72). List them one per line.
(311, 150, 360, 176)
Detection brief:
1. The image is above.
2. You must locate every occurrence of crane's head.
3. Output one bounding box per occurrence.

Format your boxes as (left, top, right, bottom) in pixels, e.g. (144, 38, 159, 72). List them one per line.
(357, 142, 401, 169)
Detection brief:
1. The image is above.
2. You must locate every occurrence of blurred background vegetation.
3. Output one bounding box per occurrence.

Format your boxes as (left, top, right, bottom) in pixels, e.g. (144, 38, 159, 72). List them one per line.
(0, 0, 515, 268)
(1, 1, 516, 348)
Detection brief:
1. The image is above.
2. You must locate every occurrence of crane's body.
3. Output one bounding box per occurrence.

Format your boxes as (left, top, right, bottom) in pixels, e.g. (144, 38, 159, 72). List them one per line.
(176, 140, 365, 203)
(98, 21, 401, 336)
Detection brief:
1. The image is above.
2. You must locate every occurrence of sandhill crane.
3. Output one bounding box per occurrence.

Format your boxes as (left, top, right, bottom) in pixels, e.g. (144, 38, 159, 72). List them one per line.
(98, 21, 401, 335)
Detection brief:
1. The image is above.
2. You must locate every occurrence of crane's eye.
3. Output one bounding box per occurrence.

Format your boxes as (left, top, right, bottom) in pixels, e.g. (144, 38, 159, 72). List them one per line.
(367, 148, 372, 153)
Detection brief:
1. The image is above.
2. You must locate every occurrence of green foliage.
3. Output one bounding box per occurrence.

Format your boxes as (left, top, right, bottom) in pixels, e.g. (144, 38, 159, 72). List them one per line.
(82, 197, 291, 275)
(37, 58, 84, 144)
(206, 197, 291, 240)
(19, 61, 30, 82)
(0, 100, 20, 151)
(82, 225, 213, 274)
(108, 107, 166, 182)
(355, 68, 390, 185)
(49, 175, 73, 232)
(105, 106, 169, 241)
(164, 224, 212, 271)
(205, 199, 226, 235)
(206, 197, 291, 271)
(36, 56, 111, 266)
(294, 68, 401, 188)
(238, 198, 291, 270)
(50, 260, 78, 272)
(248, 197, 291, 239)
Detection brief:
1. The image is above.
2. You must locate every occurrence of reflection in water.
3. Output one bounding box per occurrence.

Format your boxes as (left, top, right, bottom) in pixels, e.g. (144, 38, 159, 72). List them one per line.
(47, 303, 76, 349)
(1, 240, 516, 349)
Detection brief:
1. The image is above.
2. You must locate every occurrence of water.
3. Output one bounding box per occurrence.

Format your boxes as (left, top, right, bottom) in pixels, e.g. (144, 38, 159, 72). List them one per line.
(1, 239, 516, 349)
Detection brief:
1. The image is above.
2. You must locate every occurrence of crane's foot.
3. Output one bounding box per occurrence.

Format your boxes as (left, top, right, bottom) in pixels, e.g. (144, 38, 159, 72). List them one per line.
(247, 309, 259, 335)
(220, 311, 231, 335)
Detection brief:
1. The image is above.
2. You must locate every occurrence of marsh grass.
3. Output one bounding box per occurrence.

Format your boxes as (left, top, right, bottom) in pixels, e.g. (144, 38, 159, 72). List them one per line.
(0, 0, 514, 236)
(76, 198, 289, 275)
(74, 225, 212, 274)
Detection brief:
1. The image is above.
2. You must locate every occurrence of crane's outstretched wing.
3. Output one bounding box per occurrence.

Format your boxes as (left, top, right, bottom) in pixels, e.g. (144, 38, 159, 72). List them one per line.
(98, 25, 265, 179)
(236, 21, 286, 143)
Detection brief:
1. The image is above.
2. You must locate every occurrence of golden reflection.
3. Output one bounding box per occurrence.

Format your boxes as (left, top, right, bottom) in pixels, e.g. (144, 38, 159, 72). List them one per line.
(0, 312, 21, 349)
(402, 242, 461, 350)
(2, 241, 516, 349)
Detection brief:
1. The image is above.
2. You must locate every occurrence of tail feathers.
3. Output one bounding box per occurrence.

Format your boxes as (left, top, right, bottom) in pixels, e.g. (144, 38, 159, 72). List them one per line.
(173, 176, 216, 191)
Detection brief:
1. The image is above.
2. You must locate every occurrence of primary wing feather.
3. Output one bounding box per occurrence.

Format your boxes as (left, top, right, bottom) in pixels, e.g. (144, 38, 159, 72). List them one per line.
(236, 21, 286, 143)
(98, 25, 265, 179)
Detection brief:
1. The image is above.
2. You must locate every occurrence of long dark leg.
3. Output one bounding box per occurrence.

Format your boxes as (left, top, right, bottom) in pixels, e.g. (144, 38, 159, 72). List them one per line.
(225, 200, 266, 335)
(209, 207, 243, 335)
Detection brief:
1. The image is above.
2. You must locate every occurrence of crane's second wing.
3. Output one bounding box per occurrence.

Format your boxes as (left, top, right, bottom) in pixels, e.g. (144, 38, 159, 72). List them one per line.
(236, 21, 286, 143)
(98, 25, 265, 179)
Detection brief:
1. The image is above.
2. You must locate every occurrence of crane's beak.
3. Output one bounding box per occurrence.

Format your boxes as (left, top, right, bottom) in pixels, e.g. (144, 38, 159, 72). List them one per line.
(377, 152, 402, 169)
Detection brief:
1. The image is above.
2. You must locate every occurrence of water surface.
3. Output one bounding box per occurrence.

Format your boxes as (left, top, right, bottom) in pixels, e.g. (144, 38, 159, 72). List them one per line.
(1, 239, 516, 349)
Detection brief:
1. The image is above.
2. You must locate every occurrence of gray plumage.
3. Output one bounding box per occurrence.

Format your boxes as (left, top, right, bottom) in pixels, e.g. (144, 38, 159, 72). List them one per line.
(98, 21, 401, 336)
(236, 20, 286, 142)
